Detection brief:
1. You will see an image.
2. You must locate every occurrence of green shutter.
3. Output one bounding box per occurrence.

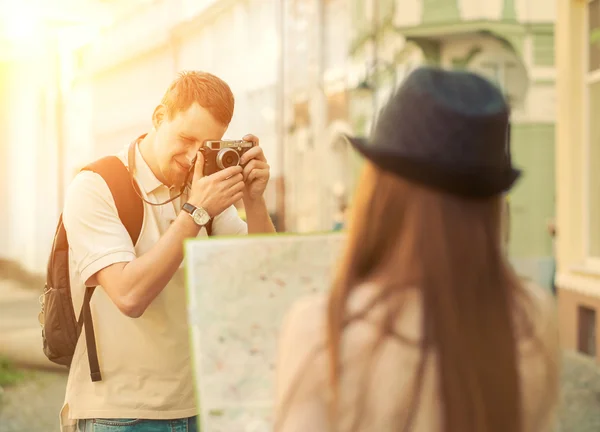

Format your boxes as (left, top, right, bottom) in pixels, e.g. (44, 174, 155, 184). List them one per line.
(352, 0, 368, 35)
(508, 124, 555, 258)
(502, 0, 517, 21)
(422, 0, 460, 24)
(533, 34, 555, 66)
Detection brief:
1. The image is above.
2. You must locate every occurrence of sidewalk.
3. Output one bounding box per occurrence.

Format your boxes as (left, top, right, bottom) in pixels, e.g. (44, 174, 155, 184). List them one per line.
(0, 280, 65, 372)
(1, 278, 600, 431)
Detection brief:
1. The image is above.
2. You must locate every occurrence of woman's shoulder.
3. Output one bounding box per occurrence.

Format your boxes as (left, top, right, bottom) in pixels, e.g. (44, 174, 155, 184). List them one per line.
(281, 293, 329, 342)
(282, 283, 380, 331)
(520, 280, 558, 335)
(276, 293, 330, 397)
(280, 283, 385, 351)
(522, 278, 554, 305)
(288, 292, 329, 316)
(516, 282, 561, 431)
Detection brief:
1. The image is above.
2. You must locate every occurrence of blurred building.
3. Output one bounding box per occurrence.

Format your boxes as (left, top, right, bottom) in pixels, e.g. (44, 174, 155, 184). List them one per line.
(0, 36, 62, 275)
(0, 0, 557, 279)
(284, 0, 557, 291)
(555, 0, 600, 361)
(396, 1, 557, 290)
(61, 0, 282, 222)
(0, 0, 284, 272)
(282, 0, 359, 232)
(0, 0, 133, 273)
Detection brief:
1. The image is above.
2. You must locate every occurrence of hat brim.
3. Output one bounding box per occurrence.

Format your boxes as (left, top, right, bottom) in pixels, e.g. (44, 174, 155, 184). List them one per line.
(343, 134, 521, 198)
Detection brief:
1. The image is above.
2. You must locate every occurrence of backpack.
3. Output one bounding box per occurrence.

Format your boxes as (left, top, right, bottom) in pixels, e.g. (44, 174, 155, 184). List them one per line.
(40, 155, 212, 382)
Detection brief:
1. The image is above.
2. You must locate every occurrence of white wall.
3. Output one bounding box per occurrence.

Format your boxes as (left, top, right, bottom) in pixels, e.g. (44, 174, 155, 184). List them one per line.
(392, 0, 422, 27)
(89, 50, 174, 157)
(515, 0, 556, 23)
(0, 63, 11, 257)
(62, 81, 94, 176)
(0, 50, 61, 273)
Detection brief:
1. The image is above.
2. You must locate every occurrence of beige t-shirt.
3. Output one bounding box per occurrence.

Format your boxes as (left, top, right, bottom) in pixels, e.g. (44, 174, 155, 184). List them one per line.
(59, 143, 247, 431)
(275, 283, 559, 432)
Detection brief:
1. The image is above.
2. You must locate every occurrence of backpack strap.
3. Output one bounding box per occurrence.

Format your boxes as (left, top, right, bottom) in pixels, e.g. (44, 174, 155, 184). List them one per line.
(74, 156, 144, 382)
(76, 286, 101, 381)
(82, 154, 211, 238)
(83, 156, 145, 245)
(73, 155, 211, 381)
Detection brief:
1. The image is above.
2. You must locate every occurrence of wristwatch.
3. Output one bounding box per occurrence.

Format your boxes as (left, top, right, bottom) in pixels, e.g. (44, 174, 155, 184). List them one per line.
(182, 202, 211, 227)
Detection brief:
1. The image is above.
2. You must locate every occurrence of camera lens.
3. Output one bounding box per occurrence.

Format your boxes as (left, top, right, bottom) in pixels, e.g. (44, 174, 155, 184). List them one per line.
(216, 148, 240, 170)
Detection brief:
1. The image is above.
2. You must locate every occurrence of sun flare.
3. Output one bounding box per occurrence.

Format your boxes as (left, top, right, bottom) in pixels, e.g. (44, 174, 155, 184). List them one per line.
(0, 2, 43, 42)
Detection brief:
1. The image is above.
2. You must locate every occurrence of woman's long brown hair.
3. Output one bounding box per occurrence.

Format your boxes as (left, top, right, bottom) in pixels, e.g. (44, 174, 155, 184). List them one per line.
(325, 162, 550, 432)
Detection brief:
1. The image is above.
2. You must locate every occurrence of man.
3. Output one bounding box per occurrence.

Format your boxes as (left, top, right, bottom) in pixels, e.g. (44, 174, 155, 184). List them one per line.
(60, 71, 275, 432)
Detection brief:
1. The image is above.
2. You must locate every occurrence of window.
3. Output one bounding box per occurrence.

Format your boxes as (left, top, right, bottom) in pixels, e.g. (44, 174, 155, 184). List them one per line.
(578, 306, 597, 357)
(586, 0, 600, 259)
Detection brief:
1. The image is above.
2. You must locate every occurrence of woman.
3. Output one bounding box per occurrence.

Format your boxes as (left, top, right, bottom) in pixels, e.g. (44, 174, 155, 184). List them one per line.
(274, 67, 559, 432)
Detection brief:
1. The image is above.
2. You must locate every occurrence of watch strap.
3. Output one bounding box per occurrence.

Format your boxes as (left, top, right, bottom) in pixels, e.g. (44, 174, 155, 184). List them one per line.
(182, 202, 196, 215)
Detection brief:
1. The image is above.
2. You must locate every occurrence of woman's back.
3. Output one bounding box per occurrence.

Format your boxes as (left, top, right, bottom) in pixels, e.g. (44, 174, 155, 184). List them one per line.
(275, 282, 559, 432)
(274, 67, 560, 432)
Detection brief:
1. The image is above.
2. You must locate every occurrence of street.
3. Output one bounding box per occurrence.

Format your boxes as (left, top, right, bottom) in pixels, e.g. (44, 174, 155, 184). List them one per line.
(0, 369, 67, 432)
(1, 281, 600, 431)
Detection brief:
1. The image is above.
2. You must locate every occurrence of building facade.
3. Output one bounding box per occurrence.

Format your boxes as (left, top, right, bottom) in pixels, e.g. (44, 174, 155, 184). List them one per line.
(555, 0, 600, 360)
(0, 0, 558, 279)
(283, 0, 557, 294)
(348, 0, 556, 290)
(0, 0, 283, 273)
(62, 0, 282, 222)
(282, 0, 359, 233)
(0, 39, 63, 274)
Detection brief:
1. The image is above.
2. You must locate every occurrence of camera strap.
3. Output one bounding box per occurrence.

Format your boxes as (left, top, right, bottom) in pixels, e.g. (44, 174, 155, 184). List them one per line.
(127, 135, 193, 207)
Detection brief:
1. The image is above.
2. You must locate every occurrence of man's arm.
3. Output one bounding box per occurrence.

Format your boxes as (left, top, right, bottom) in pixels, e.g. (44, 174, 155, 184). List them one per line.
(238, 134, 277, 234)
(94, 211, 200, 318)
(244, 196, 276, 234)
(64, 172, 201, 318)
(65, 161, 244, 319)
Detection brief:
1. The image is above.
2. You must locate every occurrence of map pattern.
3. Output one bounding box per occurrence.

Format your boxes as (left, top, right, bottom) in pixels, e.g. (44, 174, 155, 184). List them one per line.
(185, 233, 345, 432)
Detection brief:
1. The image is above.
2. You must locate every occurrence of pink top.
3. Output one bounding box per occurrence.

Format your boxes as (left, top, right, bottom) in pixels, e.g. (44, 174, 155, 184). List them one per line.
(275, 283, 559, 432)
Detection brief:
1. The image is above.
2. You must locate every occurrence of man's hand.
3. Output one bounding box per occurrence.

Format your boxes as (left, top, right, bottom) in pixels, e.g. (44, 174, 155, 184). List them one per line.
(240, 134, 270, 201)
(187, 151, 245, 217)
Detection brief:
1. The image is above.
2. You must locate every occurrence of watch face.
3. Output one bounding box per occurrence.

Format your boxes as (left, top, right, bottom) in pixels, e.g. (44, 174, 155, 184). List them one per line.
(192, 208, 210, 226)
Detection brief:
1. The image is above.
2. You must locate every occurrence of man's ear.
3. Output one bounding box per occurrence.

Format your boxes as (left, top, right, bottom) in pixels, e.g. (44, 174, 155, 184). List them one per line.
(152, 104, 167, 130)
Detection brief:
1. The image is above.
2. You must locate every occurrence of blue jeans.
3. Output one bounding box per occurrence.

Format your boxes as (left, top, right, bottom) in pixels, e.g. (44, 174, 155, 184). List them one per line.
(77, 417, 198, 432)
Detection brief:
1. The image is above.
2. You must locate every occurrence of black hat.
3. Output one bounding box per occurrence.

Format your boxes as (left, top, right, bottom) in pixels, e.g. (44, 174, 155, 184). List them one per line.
(346, 66, 521, 198)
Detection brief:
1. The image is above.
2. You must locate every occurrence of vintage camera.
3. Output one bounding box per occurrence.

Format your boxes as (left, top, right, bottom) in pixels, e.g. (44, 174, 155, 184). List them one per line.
(199, 140, 254, 176)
